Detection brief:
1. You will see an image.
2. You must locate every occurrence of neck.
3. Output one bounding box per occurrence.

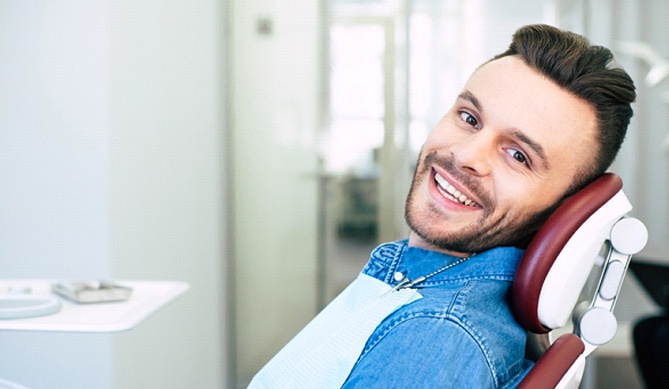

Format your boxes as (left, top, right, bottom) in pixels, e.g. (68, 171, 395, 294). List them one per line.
(408, 231, 473, 258)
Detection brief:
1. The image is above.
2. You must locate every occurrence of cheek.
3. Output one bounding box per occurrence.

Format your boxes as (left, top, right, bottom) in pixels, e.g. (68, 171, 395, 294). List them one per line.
(492, 177, 544, 215)
(422, 131, 447, 151)
(497, 179, 562, 220)
(423, 116, 461, 147)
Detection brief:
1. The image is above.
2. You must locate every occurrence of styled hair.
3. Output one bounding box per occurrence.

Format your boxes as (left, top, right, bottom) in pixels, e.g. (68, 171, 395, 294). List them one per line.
(492, 24, 636, 193)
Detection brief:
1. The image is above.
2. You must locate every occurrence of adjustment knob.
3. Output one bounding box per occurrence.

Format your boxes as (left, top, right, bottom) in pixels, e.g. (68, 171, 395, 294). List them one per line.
(610, 217, 648, 255)
(578, 307, 617, 345)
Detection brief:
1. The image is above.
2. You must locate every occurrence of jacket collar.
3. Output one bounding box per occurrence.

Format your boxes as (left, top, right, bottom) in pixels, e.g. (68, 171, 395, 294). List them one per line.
(369, 240, 524, 287)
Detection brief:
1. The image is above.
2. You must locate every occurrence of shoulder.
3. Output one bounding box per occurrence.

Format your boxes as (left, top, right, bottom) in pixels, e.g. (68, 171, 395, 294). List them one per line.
(343, 314, 498, 388)
(345, 279, 527, 388)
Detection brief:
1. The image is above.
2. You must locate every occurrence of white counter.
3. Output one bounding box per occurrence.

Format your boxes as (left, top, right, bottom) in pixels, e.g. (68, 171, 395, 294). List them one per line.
(0, 280, 189, 332)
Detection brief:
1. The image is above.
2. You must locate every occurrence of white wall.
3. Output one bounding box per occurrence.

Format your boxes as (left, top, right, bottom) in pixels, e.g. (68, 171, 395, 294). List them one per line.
(0, 1, 227, 388)
(107, 1, 227, 388)
(228, 0, 322, 385)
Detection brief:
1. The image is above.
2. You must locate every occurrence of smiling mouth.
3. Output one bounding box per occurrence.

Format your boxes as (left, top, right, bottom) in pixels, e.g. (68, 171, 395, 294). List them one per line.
(434, 172, 480, 208)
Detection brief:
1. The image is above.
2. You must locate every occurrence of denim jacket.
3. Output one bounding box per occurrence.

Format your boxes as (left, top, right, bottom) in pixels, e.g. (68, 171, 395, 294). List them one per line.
(341, 240, 532, 388)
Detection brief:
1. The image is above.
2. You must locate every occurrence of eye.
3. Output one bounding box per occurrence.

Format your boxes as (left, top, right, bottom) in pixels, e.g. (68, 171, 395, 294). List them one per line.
(459, 111, 479, 128)
(505, 148, 529, 166)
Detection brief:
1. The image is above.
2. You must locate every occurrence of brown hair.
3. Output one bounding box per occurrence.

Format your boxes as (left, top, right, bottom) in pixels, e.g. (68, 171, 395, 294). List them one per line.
(492, 24, 636, 193)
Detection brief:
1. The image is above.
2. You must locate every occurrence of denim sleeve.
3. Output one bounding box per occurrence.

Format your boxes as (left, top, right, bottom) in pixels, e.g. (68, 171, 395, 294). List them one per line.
(341, 315, 497, 389)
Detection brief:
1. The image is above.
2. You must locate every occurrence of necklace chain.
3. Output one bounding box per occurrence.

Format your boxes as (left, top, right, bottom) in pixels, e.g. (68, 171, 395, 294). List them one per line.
(389, 254, 475, 293)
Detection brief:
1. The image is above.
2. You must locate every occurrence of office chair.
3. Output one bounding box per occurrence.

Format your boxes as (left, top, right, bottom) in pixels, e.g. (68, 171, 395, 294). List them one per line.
(511, 173, 648, 389)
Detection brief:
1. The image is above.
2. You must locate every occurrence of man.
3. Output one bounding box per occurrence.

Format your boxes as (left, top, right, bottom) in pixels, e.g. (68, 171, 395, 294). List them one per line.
(250, 24, 636, 388)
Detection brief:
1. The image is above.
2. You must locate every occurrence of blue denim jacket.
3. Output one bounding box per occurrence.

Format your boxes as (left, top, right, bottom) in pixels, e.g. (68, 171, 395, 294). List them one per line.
(341, 240, 533, 388)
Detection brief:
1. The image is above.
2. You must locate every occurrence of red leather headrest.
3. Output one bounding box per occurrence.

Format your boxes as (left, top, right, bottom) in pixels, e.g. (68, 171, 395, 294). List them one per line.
(512, 173, 623, 333)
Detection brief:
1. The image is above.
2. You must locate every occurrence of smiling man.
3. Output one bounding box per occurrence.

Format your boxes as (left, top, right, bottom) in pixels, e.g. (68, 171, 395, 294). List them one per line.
(250, 24, 636, 389)
(405, 54, 600, 257)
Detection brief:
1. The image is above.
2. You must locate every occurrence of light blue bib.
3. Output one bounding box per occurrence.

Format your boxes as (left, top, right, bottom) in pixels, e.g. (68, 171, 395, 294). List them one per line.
(248, 273, 422, 388)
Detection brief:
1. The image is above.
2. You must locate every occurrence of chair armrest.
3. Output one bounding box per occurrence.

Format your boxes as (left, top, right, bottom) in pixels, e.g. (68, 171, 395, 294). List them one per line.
(518, 334, 585, 389)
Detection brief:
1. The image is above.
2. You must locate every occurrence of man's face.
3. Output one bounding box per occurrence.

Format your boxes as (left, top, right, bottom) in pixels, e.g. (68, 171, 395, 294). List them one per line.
(405, 55, 598, 256)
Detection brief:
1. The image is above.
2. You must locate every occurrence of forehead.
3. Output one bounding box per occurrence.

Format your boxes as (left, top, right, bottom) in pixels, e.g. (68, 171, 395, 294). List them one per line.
(463, 55, 598, 172)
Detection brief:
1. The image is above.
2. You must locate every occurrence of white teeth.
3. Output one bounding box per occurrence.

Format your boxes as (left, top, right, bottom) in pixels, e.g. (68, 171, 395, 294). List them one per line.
(434, 173, 477, 207)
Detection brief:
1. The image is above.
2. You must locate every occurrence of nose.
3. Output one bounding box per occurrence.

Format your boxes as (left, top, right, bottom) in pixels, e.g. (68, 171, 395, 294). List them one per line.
(450, 131, 495, 177)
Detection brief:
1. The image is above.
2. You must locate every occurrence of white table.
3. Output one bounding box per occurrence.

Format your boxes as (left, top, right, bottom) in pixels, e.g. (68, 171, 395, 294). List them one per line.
(0, 280, 189, 332)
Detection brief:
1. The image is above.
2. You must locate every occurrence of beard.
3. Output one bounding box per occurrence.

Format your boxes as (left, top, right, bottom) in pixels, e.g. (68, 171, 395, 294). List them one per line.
(404, 151, 556, 253)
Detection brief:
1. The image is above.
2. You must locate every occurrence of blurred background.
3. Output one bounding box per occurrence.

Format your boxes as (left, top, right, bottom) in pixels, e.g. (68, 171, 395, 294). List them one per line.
(1, 0, 667, 388)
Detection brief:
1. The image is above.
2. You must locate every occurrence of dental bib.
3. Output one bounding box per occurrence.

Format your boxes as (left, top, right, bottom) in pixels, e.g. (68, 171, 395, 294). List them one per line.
(248, 273, 422, 388)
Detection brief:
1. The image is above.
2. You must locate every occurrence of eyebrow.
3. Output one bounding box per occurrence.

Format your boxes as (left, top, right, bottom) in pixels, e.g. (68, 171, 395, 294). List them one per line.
(457, 89, 550, 170)
(458, 90, 483, 113)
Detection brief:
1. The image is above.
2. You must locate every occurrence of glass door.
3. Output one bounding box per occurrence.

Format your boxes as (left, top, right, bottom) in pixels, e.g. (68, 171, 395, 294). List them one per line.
(320, 11, 408, 304)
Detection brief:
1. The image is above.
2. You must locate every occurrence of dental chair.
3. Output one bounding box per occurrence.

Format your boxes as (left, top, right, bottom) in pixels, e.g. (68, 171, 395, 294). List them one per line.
(512, 173, 648, 389)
